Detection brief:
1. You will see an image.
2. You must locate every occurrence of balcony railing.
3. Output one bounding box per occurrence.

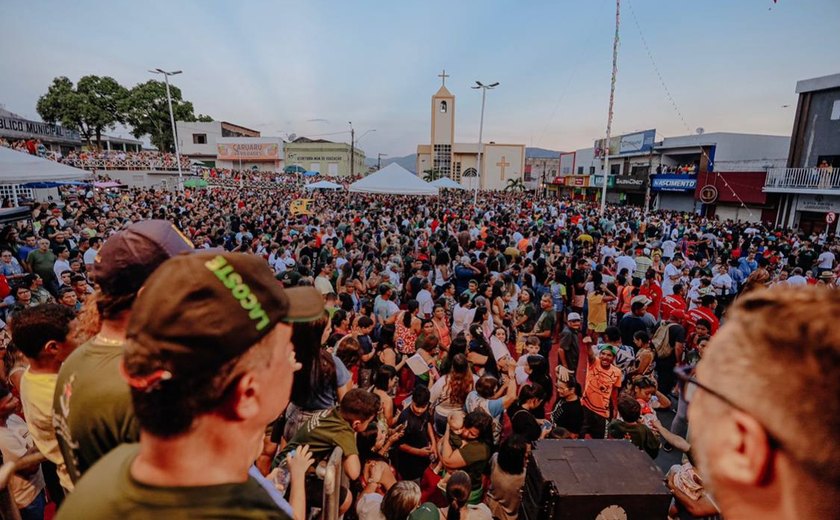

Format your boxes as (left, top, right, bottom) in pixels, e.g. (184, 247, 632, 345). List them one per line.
(764, 167, 840, 191)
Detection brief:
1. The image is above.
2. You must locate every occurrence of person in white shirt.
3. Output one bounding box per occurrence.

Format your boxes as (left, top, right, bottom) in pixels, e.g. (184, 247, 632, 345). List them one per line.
(787, 267, 808, 286)
(662, 256, 683, 296)
(0, 388, 46, 519)
(600, 240, 618, 261)
(83, 237, 102, 271)
(314, 264, 335, 295)
(451, 293, 476, 338)
(52, 246, 72, 281)
(817, 248, 835, 272)
(416, 279, 434, 319)
(661, 238, 677, 260)
(616, 250, 637, 278)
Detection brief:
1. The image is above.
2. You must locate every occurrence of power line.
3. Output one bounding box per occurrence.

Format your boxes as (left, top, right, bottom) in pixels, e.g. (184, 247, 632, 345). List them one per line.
(626, 0, 755, 219)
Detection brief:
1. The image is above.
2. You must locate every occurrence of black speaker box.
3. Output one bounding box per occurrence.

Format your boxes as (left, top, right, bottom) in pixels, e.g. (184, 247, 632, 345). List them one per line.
(521, 439, 671, 520)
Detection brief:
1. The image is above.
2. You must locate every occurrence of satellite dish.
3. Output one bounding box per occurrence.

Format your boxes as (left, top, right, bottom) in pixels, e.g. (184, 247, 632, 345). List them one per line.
(695, 127, 705, 135)
(288, 133, 297, 142)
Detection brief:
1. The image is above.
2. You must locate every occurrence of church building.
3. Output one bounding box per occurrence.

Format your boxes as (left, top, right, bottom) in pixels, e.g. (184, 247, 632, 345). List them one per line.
(416, 72, 525, 191)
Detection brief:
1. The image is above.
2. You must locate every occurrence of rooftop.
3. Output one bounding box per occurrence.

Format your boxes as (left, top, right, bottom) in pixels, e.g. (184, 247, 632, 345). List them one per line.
(795, 72, 840, 94)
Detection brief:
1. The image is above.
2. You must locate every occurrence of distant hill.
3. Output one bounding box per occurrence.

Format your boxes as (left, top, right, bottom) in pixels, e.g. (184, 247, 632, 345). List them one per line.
(526, 147, 563, 158)
(365, 154, 418, 173)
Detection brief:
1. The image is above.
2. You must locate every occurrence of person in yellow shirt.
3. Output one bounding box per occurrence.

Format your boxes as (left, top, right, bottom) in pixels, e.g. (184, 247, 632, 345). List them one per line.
(12, 304, 77, 499)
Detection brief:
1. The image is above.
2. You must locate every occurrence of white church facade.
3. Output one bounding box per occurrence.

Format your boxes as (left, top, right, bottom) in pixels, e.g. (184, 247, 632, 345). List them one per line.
(416, 73, 525, 191)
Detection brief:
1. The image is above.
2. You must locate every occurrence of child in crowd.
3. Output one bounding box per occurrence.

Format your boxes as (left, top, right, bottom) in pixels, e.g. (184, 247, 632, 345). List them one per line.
(607, 396, 659, 459)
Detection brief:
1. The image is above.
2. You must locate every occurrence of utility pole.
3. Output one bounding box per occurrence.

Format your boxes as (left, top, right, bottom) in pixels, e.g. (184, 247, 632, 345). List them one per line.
(349, 122, 355, 178)
(149, 68, 184, 191)
(471, 81, 499, 207)
(600, 0, 621, 215)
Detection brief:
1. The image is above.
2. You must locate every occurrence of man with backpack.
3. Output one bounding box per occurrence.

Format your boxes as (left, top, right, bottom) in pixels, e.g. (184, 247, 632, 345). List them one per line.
(651, 309, 687, 396)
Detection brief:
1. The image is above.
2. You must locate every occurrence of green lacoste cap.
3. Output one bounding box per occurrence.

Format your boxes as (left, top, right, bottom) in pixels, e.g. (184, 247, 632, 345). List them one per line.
(124, 252, 324, 387)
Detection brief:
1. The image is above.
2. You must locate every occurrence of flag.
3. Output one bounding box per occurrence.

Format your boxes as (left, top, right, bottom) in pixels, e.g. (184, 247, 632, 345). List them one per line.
(289, 199, 314, 216)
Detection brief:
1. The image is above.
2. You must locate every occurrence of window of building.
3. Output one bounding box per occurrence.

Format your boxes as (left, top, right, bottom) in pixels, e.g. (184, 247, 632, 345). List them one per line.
(193, 134, 207, 144)
(577, 166, 584, 175)
(454, 161, 462, 182)
(440, 101, 448, 113)
(329, 163, 338, 176)
(831, 99, 840, 121)
(311, 163, 320, 173)
(463, 167, 477, 177)
(433, 144, 452, 179)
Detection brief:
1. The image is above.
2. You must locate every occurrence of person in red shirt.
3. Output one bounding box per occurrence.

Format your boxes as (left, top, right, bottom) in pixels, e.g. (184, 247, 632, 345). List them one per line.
(660, 283, 687, 321)
(686, 294, 719, 336)
(638, 270, 663, 320)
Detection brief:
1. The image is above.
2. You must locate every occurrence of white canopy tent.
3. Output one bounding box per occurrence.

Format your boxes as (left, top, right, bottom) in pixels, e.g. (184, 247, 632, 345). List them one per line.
(304, 180, 343, 190)
(0, 147, 90, 206)
(430, 177, 466, 190)
(0, 147, 89, 184)
(348, 163, 438, 195)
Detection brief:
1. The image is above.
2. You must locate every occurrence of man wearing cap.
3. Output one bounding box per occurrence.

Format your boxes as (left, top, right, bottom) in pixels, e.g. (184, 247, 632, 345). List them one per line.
(57, 252, 324, 519)
(558, 312, 582, 374)
(52, 220, 195, 484)
(661, 283, 688, 322)
(686, 294, 719, 336)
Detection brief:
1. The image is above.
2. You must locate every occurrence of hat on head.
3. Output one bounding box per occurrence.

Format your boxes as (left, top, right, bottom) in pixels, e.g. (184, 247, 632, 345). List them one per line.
(124, 252, 324, 389)
(631, 295, 652, 307)
(820, 271, 836, 279)
(408, 504, 440, 520)
(599, 344, 618, 356)
(93, 220, 196, 296)
(567, 312, 582, 321)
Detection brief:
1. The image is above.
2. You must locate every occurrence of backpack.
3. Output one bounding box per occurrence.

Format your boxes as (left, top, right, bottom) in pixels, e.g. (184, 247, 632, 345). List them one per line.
(651, 322, 673, 359)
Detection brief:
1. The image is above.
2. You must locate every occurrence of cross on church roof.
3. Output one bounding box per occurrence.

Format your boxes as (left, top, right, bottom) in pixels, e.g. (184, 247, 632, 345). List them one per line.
(438, 69, 450, 87)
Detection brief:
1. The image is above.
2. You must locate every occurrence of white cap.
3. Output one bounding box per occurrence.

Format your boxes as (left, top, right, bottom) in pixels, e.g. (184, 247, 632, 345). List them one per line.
(567, 312, 582, 321)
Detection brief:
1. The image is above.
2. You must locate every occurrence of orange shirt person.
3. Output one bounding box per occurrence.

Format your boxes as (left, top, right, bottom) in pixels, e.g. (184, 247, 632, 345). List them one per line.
(580, 344, 622, 439)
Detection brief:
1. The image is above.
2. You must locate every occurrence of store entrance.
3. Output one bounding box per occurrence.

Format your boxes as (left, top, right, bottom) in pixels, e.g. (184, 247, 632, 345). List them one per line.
(798, 211, 833, 235)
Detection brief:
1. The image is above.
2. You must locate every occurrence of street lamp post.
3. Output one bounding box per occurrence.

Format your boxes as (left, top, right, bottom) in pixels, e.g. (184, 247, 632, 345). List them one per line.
(149, 68, 184, 191)
(471, 81, 499, 207)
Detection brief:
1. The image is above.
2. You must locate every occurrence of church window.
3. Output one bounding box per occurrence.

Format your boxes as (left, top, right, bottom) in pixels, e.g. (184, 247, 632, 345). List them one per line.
(440, 101, 447, 113)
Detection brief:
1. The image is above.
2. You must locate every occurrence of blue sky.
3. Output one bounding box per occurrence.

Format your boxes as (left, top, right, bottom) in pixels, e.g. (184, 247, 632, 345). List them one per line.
(1, 0, 838, 157)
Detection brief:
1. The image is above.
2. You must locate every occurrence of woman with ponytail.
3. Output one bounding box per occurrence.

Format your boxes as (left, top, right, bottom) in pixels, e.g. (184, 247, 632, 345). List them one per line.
(441, 471, 492, 520)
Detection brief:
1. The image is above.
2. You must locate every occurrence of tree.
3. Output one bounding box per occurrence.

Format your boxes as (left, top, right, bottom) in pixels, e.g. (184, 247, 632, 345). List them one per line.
(423, 169, 443, 182)
(122, 80, 203, 152)
(37, 75, 128, 149)
(504, 178, 526, 193)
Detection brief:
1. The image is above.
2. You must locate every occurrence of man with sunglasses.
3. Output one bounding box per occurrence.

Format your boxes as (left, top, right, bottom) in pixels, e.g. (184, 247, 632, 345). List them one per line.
(685, 287, 839, 520)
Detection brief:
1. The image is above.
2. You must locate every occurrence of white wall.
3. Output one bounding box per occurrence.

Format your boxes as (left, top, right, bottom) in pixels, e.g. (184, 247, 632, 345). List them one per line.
(659, 132, 789, 171)
(176, 121, 222, 157)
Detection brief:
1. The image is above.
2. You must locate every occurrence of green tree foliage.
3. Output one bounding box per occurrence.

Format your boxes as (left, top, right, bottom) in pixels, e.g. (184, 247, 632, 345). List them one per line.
(504, 178, 526, 192)
(36, 75, 128, 149)
(423, 169, 443, 182)
(122, 80, 202, 152)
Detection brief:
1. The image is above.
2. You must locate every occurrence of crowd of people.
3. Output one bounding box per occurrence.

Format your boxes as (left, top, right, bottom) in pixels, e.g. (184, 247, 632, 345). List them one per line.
(1, 137, 190, 171)
(0, 171, 834, 520)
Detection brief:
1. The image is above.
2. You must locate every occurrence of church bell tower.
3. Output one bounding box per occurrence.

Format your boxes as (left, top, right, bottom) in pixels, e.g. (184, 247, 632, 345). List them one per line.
(430, 69, 454, 179)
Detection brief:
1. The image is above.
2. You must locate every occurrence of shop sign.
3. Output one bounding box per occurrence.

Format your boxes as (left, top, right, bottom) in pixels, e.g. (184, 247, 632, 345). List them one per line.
(796, 194, 840, 213)
(699, 185, 719, 204)
(651, 174, 698, 192)
(564, 176, 589, 187)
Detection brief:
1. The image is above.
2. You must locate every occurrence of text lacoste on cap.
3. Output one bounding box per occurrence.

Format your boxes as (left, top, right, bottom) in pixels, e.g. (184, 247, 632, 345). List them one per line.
(205, 255, 271, 331)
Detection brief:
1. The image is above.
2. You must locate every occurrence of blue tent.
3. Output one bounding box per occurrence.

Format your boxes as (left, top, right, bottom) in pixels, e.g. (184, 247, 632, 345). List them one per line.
(303, 170, 320, 177)
(20, 181, 89, 189)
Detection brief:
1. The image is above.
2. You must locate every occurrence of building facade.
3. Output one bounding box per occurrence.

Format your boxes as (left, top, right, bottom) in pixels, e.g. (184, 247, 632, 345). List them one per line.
(416, 78, 525, 191)
(176, 120, 261, 165)
(0, 108, 81, 154)
(215, 137, 284, 172)
(768, 73, 840, 234)
(284, 137, 366, 177)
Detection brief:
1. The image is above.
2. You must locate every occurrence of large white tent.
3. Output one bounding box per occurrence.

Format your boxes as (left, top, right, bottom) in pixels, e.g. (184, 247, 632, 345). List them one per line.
(430, 177, 466, 190)
(304, 180, 343, 190)
(0, 147, 89, 184)
(349, 163, 438, 195)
